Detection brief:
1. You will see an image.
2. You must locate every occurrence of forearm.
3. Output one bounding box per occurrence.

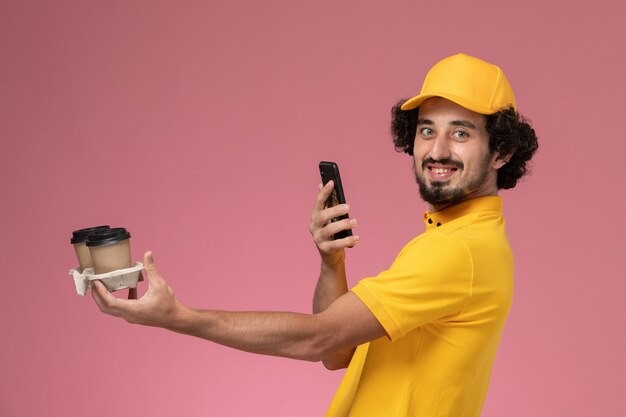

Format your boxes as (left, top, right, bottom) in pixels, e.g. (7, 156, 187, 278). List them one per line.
(311, 254, 356, 369)
(313, 253, 349, 314)
(167, 306, 334, 362)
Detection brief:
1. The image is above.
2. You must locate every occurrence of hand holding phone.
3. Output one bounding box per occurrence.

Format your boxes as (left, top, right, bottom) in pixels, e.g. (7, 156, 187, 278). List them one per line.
(319, 161, 353, 240)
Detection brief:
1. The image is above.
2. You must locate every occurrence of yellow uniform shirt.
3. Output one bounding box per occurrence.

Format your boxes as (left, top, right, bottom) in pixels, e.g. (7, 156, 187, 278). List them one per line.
(326, 196, 514, 417)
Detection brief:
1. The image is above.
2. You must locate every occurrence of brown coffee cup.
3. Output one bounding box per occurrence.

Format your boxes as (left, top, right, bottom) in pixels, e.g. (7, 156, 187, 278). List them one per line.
(86, 228, 132, 274)
(70, 226, 111, 271)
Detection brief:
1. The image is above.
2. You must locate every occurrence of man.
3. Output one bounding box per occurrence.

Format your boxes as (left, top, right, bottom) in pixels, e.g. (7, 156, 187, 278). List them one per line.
(92, 53, 538, 417)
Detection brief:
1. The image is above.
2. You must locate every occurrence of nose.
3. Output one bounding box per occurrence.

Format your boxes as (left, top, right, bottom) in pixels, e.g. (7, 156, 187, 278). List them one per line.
(429, 135, 452, 161)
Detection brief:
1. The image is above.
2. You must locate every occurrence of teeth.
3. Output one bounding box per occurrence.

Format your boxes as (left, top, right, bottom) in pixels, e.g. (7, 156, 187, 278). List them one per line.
(431, 168, 453, 173)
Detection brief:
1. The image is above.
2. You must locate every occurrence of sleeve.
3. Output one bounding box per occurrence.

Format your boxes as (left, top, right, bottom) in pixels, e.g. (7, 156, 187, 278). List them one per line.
(351, 232, 473, 341)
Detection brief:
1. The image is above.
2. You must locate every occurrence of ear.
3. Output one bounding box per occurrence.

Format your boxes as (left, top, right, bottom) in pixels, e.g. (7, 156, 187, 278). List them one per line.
(491, 151, 514, 170)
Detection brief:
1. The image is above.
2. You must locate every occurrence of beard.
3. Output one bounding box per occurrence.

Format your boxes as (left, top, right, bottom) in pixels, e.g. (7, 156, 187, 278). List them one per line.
(414, 155, 492, 208)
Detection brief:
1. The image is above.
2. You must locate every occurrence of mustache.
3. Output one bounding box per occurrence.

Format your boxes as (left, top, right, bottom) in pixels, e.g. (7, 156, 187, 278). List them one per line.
(421, 157, 464, 170)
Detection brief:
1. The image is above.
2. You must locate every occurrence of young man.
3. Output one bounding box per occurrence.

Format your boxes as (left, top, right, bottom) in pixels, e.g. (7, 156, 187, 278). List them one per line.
(92, 53, 538, 417)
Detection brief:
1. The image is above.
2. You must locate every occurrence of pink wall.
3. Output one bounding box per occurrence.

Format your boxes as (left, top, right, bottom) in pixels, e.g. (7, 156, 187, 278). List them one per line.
(1, 1, 625, 416)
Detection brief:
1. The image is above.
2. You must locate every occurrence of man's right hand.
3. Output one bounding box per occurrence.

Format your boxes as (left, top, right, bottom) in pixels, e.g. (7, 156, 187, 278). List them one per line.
(309, 180, 360, 266)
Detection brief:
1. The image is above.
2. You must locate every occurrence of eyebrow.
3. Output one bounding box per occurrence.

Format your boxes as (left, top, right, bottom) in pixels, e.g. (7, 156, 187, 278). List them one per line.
(450, 120, 477, 129)
(417, 118, 477, 129)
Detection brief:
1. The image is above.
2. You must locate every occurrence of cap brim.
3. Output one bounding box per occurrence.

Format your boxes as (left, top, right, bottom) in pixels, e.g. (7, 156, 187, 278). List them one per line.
(400, 93, 496, 115)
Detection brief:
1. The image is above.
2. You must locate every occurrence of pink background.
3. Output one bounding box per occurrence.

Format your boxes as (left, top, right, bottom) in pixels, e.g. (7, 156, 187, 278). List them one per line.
(1, 1, 625, 416)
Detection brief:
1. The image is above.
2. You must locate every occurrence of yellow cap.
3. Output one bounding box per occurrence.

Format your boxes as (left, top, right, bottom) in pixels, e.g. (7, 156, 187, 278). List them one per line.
(401, 53, 516, 114)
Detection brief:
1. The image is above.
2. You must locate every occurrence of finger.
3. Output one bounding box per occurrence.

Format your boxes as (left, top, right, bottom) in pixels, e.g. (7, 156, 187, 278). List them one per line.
(92, 279, 136, 318)
(91, 280, 118, 313)
(312, 181, 335, 214)
(337, 234, 360, 248)
(319, 218, 358, 242)
(319, 233, 361, 252)
(143, 250, 163, 288)
(315, 204, 350, 228)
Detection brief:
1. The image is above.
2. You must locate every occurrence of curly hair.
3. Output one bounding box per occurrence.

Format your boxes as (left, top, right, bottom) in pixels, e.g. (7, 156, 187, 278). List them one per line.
(390, 99, 538, 190)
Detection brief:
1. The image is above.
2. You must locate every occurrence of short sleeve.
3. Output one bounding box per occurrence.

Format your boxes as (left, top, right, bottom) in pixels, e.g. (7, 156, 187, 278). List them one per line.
(352, 232, 473, 341)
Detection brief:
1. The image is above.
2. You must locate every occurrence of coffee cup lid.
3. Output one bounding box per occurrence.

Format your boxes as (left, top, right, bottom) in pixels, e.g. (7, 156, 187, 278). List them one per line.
(70, 225, 111, 244)
(86, 228, 131, 247)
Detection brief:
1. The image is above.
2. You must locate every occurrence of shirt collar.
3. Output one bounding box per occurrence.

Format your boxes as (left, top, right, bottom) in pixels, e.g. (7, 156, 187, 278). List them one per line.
(423, 196, 503, 229)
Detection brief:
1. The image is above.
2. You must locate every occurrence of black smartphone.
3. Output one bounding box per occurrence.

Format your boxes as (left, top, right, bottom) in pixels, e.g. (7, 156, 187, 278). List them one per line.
(319, 161, 353, 240)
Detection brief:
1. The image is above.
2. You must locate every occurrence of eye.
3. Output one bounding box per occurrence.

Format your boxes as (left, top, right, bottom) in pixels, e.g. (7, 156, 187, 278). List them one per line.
(452, 130, 469, 140)
(420, 127, 435, 137)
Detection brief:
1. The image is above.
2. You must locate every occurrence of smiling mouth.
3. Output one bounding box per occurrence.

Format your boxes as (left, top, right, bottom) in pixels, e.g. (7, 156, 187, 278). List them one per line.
(429, 167, 458, 174)
(422, 157, 463, 177)
(424, 161, 462, 182)
(427, 166, 457, 182)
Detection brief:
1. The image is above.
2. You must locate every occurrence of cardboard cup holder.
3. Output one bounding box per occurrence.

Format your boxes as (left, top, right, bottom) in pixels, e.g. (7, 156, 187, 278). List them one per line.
(69, 262, 144, 296)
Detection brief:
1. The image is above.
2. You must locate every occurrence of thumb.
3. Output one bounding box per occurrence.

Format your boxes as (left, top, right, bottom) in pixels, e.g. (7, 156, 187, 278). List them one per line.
(143, 250, 162, 287)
